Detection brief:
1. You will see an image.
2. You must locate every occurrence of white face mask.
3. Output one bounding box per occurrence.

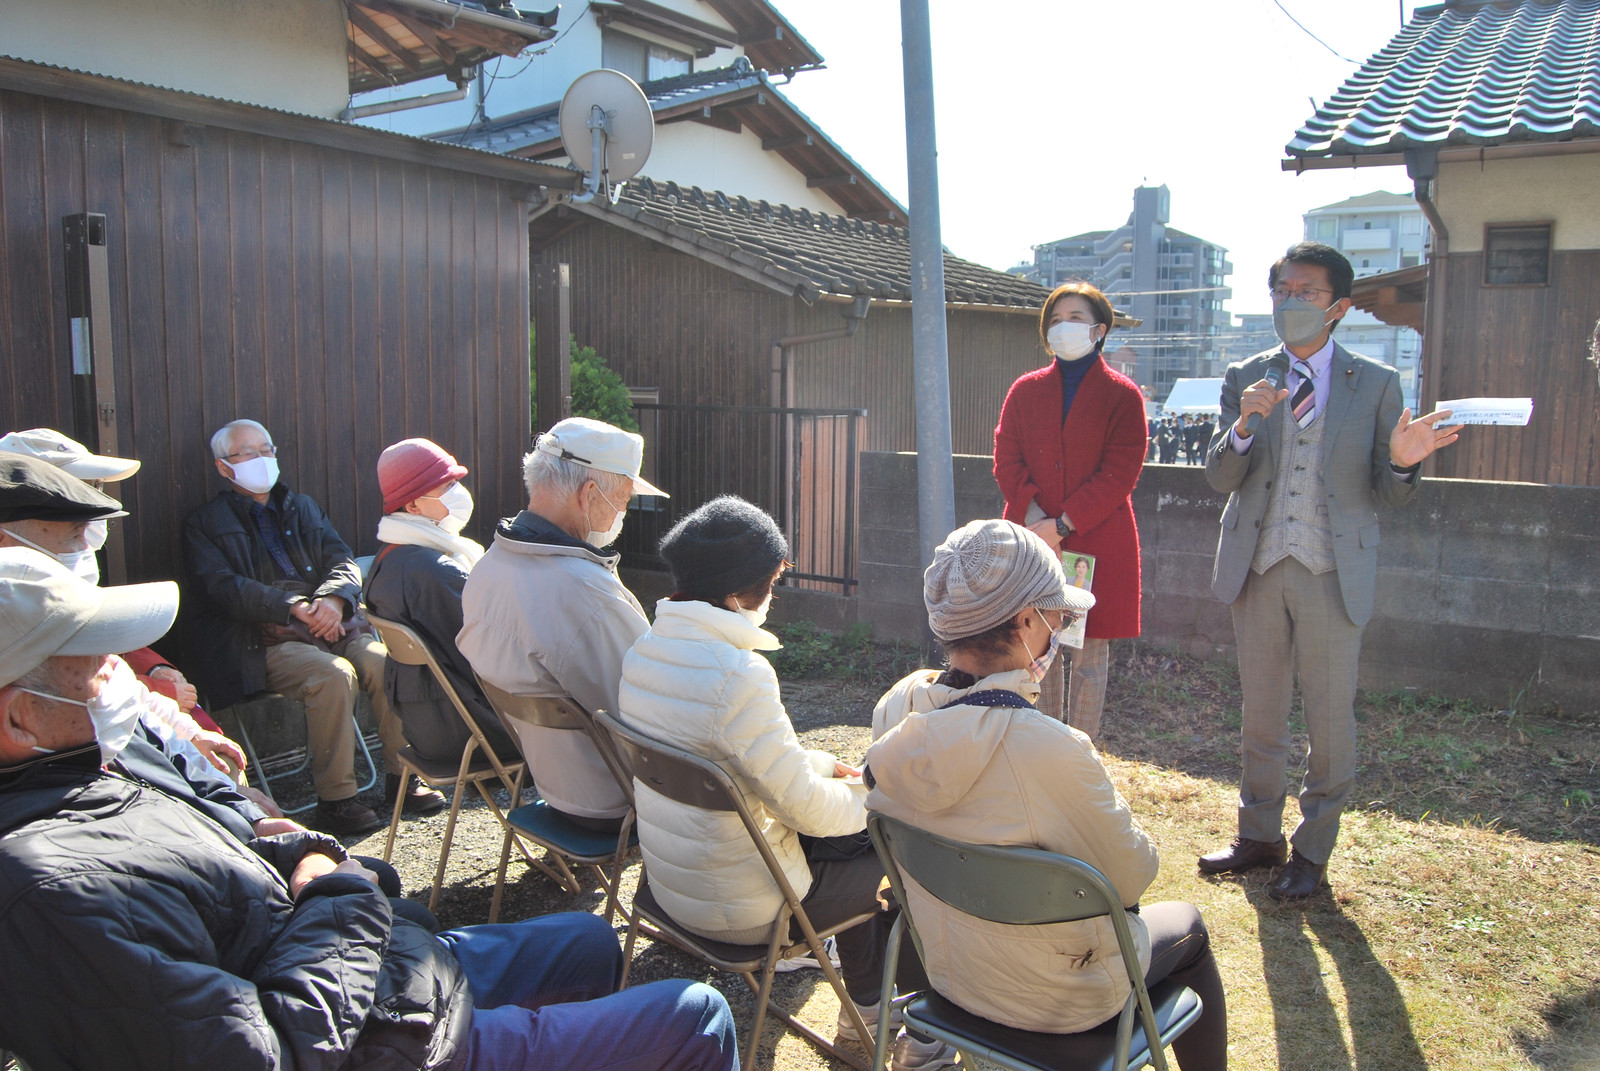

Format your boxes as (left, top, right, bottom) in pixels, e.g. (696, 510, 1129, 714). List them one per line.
(227, 455, 279, 495)
(84, 519, 109, 552)
(1047, 321, 1100, 362)
(586, 484, 627, 549)
(1, 526, 99, 585)
(17, 656, 145, 765)
(736, 593, 774, 629)
(436, 482, 474, 535)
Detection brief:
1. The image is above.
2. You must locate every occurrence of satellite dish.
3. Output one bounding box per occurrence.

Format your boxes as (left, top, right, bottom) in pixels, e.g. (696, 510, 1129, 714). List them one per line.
(559, 69, 654, 204)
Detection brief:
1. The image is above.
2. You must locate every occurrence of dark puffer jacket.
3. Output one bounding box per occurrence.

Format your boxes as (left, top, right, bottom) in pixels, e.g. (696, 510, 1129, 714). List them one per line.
(0, 750, 471, 1070)
(181, 484, 365, 711)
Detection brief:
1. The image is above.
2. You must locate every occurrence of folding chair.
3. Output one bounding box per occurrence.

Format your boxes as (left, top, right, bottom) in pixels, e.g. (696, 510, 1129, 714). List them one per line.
(865, 813, 1203, 1071)
(595, 708, 877, 1071)
(365, 613, 529, 912)
(221, 691, 379, 816)
(475, 680, 639, 924)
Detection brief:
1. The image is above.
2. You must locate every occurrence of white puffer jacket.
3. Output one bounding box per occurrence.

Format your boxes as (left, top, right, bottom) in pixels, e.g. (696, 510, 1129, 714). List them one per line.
(865, 668, 1159, 1034)
(618, 599, 868, 942)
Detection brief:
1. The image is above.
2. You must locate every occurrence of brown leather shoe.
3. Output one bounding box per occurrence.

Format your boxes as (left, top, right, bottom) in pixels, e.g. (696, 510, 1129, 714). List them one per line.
(1197, 836, 1288, 875)
(386, 774, 446, 817)
(1267, 849, 1328, 900)
(312, 796, 384, 836)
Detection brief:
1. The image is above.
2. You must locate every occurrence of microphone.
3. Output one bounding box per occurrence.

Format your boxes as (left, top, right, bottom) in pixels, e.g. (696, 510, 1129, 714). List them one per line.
(1243, 352, 1292, 437)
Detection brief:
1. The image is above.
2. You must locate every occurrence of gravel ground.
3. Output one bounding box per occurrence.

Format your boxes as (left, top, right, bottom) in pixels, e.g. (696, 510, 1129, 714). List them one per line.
(305, 677, 886, 1071)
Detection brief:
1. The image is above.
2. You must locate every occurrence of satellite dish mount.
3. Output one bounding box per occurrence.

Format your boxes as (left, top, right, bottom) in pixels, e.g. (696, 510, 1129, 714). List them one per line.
(559, 70, 654, 205)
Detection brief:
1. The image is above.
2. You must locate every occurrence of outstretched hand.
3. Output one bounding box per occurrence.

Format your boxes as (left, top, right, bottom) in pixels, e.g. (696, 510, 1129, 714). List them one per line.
(1390, 408, 1464, 469)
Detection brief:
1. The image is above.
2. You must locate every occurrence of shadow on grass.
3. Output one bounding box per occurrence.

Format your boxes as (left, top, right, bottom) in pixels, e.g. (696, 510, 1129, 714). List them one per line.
(1516, 984, 1600, 1070)
(1252, 886, 1425, 1071)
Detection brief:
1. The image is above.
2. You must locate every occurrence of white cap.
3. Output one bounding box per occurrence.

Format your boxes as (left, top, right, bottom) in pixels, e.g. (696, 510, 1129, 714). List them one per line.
(535, 417, 668, 498)
(0, 428, 140, 482)
(0, 548, 177, 686)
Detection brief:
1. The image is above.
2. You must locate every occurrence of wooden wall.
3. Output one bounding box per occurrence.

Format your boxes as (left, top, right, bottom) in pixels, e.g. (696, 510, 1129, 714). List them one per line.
(0, 87, 532, 584)
(1433, 250, 1600, 486)
(538, 221, 1052, 458)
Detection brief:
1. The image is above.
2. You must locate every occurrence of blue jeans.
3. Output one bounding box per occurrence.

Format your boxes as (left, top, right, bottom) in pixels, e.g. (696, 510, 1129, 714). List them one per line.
(437, 913, 738, 1071)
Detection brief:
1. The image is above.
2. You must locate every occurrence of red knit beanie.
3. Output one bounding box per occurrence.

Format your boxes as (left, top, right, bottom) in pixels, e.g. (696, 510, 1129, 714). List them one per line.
(377, 438, 468, 513)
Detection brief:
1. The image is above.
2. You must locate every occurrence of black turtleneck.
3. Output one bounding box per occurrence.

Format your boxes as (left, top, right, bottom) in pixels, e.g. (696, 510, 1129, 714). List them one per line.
(1056, 349, 1102, 424)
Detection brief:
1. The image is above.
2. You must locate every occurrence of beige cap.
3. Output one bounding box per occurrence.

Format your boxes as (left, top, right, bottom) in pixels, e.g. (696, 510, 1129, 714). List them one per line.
(923, 519, 1094, 642)
(0, 548, 177, 686)
(0, 428, 140, 482)
(535, 417, 668, 497)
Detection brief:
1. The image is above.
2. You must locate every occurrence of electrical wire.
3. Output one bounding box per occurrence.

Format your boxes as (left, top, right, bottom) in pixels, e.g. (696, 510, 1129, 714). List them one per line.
(457, 2, 594, 141)
(1268, 0, 1358, 64)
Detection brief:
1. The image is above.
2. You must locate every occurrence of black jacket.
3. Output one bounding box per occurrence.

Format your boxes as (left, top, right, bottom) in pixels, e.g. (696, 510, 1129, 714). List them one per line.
(362, 542, 517, 766)
(181, 484, 364, 710)
(0, 750, 471, 1070)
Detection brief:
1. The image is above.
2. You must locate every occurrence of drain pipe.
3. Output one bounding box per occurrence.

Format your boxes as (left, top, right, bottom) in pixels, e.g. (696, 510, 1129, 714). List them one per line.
(1406, 148, 1450, 447)
(770, 294, 871, 408)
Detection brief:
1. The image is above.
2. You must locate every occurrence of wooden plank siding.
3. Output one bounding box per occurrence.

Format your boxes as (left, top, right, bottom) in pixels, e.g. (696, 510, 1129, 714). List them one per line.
(535, 221, 1053, 459)
(1433, 250, 1600, 486)
(0, 87, 533, 586)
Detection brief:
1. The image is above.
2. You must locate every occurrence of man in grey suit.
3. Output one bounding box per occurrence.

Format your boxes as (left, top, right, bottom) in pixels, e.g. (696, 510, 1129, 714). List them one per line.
(1199, 242, 1461, 899)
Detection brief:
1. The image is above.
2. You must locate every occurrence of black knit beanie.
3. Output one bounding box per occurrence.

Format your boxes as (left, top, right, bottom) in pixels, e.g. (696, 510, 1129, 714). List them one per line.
(659, 495, 789, 600)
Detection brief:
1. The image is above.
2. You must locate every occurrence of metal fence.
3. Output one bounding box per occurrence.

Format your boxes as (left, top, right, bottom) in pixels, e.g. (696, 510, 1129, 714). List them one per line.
(618, 403, 867, 592)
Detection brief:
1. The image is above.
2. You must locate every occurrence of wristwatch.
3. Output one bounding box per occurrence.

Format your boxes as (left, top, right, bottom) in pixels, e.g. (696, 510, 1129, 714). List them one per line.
(1055, 516, 1073, 539)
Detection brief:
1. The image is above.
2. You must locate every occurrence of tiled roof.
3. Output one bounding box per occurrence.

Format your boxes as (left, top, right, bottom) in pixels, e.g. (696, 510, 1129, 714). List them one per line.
(562, 176, 1050, 308)
(438, 61, 764, 154)
(1288, 0, 1600, 158)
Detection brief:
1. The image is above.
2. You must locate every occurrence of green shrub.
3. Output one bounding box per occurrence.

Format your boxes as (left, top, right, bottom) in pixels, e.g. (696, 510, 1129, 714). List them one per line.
(529, 323, 638, 432)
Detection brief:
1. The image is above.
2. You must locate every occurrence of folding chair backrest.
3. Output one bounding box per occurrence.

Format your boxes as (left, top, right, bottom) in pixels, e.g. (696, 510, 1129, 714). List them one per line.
(367, 612, 518, 783)
(594, 708, 737, 813)
(869, 812, 1118, 926)
(476, 678, 588, 731)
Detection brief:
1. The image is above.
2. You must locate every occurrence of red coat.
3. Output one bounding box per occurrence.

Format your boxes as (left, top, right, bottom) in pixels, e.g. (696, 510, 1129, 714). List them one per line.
(993, 358, 1146, 639)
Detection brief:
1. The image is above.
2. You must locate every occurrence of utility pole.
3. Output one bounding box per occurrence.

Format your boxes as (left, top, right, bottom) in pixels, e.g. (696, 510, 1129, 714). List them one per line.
(900, 0, 956, 602)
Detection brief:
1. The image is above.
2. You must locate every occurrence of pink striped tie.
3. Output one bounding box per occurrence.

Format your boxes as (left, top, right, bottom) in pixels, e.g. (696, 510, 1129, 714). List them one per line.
(1290, 359, 1317, 429)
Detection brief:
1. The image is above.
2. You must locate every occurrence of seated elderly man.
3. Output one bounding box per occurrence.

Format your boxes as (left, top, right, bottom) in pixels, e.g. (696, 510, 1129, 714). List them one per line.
(458, 417, 667, 832)
(0, 428, 219, 731)
(364, 438, 517, 767)
(182, 419, 439, 835)
(0, 549, 740, 1071)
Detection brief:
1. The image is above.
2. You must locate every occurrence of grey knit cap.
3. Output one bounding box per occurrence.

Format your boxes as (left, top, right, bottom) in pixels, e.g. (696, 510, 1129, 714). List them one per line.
(923, 519, 1094, 641)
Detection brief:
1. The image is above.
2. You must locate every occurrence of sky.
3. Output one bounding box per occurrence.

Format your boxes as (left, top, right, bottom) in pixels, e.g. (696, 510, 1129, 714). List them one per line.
(772, 0, 1421, 316)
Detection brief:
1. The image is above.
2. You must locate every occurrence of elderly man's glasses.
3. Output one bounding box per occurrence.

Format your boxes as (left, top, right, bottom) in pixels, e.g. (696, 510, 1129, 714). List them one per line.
(1269, 285, 1334, 304)
(224, 444, 278, 462)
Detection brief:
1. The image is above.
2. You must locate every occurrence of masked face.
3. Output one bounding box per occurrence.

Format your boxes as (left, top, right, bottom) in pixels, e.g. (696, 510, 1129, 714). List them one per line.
(1022, 609, 1064, 684)
(1272, 296, 1337, 348)
(434, 482, 474, 535)
(226, 455, 280, 495)
(1, 523, 99, 585)
(16, 656, 144, 765)
(736, 592, 774, 629)
(585, 481, 628, 548)
(1047, 321, 1100, 362)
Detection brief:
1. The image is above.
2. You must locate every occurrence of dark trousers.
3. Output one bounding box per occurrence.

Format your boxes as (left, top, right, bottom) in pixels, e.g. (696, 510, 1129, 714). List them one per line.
(1137, 902, 1228, 1071)
(792, 841, 929, 1006)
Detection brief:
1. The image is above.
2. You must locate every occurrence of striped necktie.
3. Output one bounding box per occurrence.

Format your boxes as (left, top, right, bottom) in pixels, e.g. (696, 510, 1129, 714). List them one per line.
(1290, 358, 1317, 429)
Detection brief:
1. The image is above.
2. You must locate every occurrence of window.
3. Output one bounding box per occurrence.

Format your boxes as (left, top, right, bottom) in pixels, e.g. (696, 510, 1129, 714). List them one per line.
(1363, 220, 1373, 230)
(1400, 253, 1419, 268)
(601, 29, 690, 83)
(1401, 215, 1422, 235)
(1316, 217, 1337, 241)
(1484, 223, 1552, 285)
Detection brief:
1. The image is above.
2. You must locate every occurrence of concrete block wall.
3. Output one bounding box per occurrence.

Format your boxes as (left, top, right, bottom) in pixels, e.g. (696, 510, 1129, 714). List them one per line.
(853, 453, 1600, 720)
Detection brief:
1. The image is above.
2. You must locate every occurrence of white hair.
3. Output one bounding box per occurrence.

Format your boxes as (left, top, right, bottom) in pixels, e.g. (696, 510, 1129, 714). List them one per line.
(522, 443, 626, 499)
(209, 419, 272, 460)
(9, 656, 72, 694)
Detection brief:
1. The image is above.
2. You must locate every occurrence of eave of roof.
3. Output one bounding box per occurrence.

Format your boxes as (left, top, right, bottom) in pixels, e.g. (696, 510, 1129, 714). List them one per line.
(1286, 0, 1600, 164)
(530, 177, 1045, 310)
(1307, 190, 1417, 212)
(700, 0, 824, 74)
(1349, 262, 1429, 331)
(0, 54, 581, 189)
(437, 60, 905, 221)
(348, 0, 559, 93)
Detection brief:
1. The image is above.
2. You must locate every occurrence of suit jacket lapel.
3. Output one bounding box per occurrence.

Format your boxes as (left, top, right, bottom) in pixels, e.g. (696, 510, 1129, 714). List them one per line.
(1321, 341, 1359, 465)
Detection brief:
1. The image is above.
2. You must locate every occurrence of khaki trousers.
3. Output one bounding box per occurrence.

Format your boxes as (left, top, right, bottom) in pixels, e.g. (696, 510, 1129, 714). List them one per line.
(1036, 636, 1111, 739)
(262, 634, 406, 801)
(1231, 557, 1361, 864)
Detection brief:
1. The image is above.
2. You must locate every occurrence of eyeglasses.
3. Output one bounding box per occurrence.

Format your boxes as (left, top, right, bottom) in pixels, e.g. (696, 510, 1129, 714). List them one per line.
(224, 444, 278, 461)
(1269, 286, 1334, 304)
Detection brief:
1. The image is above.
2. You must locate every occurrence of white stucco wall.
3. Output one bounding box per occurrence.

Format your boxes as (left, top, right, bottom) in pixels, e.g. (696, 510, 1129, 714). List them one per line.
(0, 0, 349, 117)
(637, 124, 839, 212)
(1438, 153, 1600, 252)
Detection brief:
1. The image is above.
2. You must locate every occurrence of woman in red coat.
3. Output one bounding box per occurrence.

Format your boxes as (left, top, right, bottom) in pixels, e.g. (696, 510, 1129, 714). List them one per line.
(993, 282, 1146, 737)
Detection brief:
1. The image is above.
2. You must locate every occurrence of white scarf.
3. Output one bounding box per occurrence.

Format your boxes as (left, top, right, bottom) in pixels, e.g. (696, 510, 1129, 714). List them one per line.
(376, 512, 485, 571)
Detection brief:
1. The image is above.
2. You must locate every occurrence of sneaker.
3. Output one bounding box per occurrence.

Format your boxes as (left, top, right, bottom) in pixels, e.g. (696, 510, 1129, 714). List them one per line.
(386, 774, 446, 816)
(311, 796, 384, 836)
(776, 935, 840, 973)
(835, 996, 903, 1045)
(893, 1034, 961, 1071)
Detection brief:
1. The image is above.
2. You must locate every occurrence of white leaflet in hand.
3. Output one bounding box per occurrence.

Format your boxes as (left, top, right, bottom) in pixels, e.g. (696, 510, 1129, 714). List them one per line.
(1433, 398, 1533, 426)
